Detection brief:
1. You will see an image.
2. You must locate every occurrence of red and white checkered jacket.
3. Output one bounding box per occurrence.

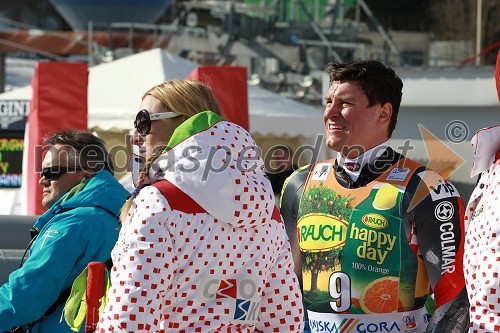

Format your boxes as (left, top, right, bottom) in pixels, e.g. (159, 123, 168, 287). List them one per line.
(97, 119, 303, 333)
(464, 125, 500, 333)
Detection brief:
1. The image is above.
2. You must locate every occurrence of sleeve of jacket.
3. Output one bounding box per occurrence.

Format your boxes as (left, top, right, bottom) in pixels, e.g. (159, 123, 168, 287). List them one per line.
(404, 169, 469, 333)
(0, 213, 93, 331)
(97, 186, 174, 333)
(256, 215, 304, 333)
(279, 165, 310, 284)
(465, 161, 500, 332)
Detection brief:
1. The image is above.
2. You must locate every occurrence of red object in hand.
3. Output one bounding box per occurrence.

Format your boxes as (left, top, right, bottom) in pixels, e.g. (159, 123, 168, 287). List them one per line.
(85, 262, 106, 333)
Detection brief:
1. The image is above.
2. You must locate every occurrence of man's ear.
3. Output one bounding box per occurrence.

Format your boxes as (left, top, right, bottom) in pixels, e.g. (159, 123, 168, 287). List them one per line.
(378, 102, 392, 124)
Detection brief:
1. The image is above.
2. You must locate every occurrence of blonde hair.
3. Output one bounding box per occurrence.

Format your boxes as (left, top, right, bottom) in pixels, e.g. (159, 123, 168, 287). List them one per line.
(144, 79, 222, 118)
(120, 80, 222, 223)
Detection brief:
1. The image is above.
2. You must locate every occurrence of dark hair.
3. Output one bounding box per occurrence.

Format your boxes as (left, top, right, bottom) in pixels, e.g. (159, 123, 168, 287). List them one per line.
(43, 129, 114, 175)
(328, 59, 403, 136)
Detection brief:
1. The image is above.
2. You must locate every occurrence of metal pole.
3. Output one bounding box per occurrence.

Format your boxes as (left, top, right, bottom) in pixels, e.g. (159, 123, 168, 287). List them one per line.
(475, 0, 482, 65)
(314, 0, 319, 21)
(0, 39, 66, 61)
(88, 21, 94, 67)
(129, 24, 134, 50)
(338, 0, 345, 26)
(358, 0, 404, 65)
(355, 0, 360, 25)
(0, 53, 5, 93)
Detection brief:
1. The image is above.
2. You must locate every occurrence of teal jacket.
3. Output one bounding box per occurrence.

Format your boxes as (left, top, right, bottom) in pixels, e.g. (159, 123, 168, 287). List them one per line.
(0, 170, 129, 333)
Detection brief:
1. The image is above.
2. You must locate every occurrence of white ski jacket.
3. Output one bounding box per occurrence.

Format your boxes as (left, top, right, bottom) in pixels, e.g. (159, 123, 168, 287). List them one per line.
(464, 125, 500, 333)
(98, 112, 303, 333)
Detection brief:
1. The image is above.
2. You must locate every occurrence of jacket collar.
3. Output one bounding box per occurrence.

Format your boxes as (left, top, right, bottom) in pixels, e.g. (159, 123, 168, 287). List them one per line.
(334, 147, 403, 188)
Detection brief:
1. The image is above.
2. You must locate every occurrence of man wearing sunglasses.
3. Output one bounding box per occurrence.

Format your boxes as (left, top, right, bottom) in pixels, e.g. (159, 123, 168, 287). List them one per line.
(0, 129, 129, 333)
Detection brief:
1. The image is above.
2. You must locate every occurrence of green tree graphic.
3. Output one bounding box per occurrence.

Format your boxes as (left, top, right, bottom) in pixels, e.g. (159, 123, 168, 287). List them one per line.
(299, 184, 352, 294)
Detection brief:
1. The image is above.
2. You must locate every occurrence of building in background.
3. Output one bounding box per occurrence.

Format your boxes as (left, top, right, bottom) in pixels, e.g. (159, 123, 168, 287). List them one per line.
(0, 0, 498, 213)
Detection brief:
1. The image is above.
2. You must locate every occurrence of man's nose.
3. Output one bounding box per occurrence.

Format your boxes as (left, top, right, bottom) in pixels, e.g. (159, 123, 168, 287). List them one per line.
(38, 175, 49, 186)
(324, 102, 340, 118)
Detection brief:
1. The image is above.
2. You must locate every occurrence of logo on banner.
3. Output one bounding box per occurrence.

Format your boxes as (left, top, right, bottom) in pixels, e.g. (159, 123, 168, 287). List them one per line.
(0, 100, 29, 130)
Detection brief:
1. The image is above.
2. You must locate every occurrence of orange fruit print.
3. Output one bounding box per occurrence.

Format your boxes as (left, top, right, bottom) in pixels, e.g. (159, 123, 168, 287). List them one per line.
(359, 276, 403, 313)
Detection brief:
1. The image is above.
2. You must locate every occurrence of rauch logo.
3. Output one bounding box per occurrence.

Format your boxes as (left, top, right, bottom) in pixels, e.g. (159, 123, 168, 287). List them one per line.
(361, 213, 388, 229)
(297, 214, 347, 251)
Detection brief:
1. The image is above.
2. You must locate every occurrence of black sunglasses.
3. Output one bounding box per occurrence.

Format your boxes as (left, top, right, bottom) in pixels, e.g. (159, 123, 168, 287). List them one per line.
(134, 109, 180, 135)
(40, 166, 83, 181)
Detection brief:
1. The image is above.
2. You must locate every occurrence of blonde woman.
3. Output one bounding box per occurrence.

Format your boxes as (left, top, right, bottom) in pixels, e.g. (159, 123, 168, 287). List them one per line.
(97, 80, 303, 333)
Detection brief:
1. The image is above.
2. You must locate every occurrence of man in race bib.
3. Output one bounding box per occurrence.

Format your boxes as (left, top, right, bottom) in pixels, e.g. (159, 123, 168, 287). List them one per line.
(281, 59, 469, 333)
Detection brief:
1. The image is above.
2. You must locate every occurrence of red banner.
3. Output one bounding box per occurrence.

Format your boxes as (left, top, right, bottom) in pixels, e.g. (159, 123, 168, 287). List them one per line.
(187, 66, 249, 130)
(26, 62, 88, 215)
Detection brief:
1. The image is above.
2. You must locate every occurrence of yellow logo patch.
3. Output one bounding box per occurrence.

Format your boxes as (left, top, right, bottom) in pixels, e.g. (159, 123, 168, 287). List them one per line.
(298, 214, 348, 252)
(361, 213, 388, 229)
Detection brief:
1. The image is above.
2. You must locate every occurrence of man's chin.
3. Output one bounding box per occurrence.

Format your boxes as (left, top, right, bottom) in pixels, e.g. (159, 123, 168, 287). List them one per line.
(41, 198, 53, 209)
(325, 140, 342, 153)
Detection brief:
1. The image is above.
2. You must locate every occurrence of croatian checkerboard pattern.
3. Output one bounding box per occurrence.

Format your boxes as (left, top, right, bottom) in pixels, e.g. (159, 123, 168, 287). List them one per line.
(97, 121, 303, 332)
(464, 156, 500, 333)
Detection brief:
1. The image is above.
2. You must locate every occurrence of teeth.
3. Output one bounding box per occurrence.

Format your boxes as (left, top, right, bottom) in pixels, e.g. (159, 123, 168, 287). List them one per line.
(329, 124, 343, 130)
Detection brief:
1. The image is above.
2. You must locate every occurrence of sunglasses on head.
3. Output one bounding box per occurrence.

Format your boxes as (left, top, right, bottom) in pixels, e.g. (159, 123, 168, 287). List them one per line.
(134, 109, 180, 136)
(40, 166, 83, 181)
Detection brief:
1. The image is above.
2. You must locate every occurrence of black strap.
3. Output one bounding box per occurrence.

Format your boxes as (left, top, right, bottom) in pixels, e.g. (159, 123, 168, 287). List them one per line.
(19, 230, 38, 268)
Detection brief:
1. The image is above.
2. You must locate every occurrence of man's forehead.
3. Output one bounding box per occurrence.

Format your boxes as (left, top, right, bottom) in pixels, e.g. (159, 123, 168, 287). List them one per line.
(42, 146, 74, 165)
(328, 81, 359, 96)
